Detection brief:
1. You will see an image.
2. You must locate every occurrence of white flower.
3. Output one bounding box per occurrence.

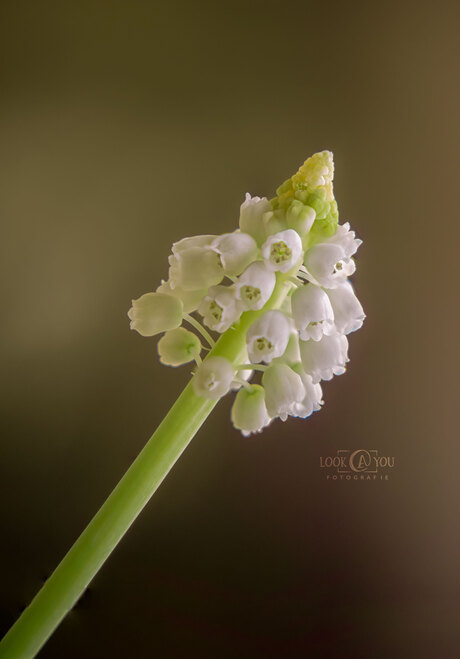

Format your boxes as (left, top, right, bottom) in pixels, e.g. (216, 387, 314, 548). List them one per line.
(231, 384, 271, 436)
(285, 200, 316, 237)
(291, 283, 335, 341)
(302, 222, 361, 288)
(212, 232, 258, 277)
(169, 234, 224, 291)
(262, 363, 306, 420)
(193, 356, 234, 399)
(128, 292, 183, 337)
(261, 229, 303, 273)
(156, 279, 207, 314)
(246, 310, 290, 363)
(324, 222, 362, 258)
(235, 261, 276, 311)
(239, 193, 272, 246)
(198, 285, 242, 333)
(299, 332, 349, 383)
(290, 368, 323, 418)
(157, 327, 201, 366)
(326, 281, 365, 334)
(302, 243, 356, 289)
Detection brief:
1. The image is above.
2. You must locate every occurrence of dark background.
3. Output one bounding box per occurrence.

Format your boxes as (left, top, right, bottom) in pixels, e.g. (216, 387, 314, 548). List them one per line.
(1, 1, 459, 657)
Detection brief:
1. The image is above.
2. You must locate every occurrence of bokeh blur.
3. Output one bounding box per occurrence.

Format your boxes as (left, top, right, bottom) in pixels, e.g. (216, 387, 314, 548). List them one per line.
(1, 1, 459, 657)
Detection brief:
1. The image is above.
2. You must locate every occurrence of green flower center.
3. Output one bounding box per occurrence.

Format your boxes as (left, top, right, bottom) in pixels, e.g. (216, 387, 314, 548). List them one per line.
(270, 240, 292, 264)
(255, 337, 273, 352)
(209, 301, 223, 322)
(241, 285, 261, 302)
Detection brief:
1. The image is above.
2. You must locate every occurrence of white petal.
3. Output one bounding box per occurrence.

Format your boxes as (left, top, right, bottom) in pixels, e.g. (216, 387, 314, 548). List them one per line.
(291, 284, 335, 341)
(246, 310, 290, 363)
(212, 232, 258, 277)
(157, 327, 201, 366)
(261, 229, 303, 273)
(326, 281, 365, 334)
(128, 292, 183, 337)
(299, 332, 349, 383)
(168, 246, 224, 291)
(231, 384, 271, 436)
(198, 285, 242, 333)
(239, 193, 272, 246)
(156, 279, 207, 314)
(262, 363, 305, 420)
(235, 261, 276, 310)
(193, 356, 234, 399)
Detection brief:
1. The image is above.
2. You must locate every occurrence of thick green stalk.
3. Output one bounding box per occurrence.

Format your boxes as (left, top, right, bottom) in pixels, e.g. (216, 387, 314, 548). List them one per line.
(0, 275, 290, 658)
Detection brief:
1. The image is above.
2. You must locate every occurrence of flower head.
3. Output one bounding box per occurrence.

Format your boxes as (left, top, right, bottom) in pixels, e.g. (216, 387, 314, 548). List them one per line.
(129, 150, 365, 436)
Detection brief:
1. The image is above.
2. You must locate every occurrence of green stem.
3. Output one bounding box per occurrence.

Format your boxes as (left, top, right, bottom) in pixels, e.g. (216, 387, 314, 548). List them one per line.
(0, 275, 289, 659)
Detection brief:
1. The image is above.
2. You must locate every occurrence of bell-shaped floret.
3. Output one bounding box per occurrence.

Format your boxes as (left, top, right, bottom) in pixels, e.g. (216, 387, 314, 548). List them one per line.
(303, 243, 355, 288)
(235, 261, 276, 311)
(290, 366, 323, 418)
(169, 235, 224, 291)
(212, 232, 258, 277)
(231, 384, 271, 436)
(291, 283, 335, 341)
(324, 222, 362, 259)
(157, 327, 201, 366)
(128, 292, 183, 337)
(156, 279, 207, 314)
(246, 310, 290, 364)
(261, 229, 303, 273)
(239, 193, 272, 246)
(193, 356, 234, 400)
(299, 332, 349, 383)
(326, 281, 365, 334)
(262, 363, 305, 421)
(198, 285, 242, 333)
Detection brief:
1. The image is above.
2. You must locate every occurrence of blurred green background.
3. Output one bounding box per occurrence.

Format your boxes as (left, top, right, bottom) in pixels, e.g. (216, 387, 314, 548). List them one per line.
(1, 1, 459, 657)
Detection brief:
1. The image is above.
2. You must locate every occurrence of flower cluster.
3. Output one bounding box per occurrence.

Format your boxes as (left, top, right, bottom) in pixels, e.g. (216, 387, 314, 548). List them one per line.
(128, 151, 364, 436)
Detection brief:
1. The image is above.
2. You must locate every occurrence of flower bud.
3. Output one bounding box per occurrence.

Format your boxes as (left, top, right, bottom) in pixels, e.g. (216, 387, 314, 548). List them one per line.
(193, 356, 234, 399)
(231, 384, 271, 436)
(235, 261, 276, 311)
(239, 193, 272, 246)
(198, 285, 242, 333)
(326, 281, 365, 334)
(299, 332, 349, 383)
(286, 200, 316, 236)
(212, 232, 258, 277)
(262, 363, 305, 420)
(246, 310, 290, 363)
(157, 327, 201, 366)
(291, 283, 335, 341)
(261, 229, 303, 273)
(128, 292, 183, 337)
